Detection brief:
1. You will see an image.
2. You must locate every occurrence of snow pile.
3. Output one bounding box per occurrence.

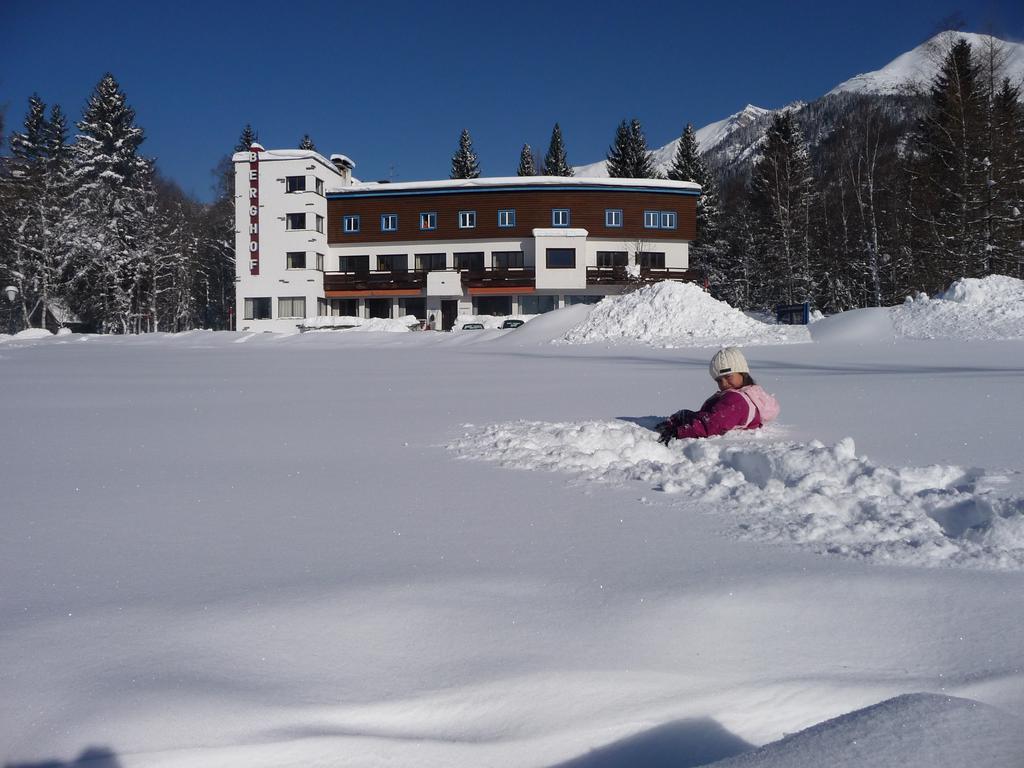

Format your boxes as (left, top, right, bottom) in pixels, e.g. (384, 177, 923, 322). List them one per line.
(303, 315, 418, 333)
(560, 281, 810, 347)
(892, 275, 1024, 340)
(449, 421, 1024, 570)
(0, 327, 54, 342)
(713, 693, 1024, 768)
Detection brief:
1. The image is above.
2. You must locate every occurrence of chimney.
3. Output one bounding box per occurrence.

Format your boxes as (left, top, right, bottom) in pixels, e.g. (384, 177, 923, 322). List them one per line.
(330, 154, 355, 187)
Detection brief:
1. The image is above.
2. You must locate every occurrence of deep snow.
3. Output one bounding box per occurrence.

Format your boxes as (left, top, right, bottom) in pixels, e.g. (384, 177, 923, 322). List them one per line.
(2, 289, 1024, 767)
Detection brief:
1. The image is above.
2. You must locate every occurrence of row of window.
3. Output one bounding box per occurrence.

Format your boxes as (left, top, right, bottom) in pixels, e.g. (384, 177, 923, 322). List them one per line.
(244, 296, 306, 320)
(285, 213, 325, 233)
(340, 208, 677, 234)
(285, 252, 325, 270)
(285, 176, 326, 196)
(338, 251, 527, 274)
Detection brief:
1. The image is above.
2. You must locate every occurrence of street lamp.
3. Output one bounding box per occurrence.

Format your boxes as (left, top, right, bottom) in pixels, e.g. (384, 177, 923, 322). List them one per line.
(4, 285, 18, 336)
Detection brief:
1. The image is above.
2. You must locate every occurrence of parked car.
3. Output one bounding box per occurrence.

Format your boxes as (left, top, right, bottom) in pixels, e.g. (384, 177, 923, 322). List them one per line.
(461, 322, 485, 330)
(501, 319, 525, 329)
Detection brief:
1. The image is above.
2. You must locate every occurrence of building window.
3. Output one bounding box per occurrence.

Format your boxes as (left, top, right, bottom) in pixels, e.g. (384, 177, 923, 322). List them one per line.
(546, 248, 575, 269)
(455, 252, 485, 271)
(243, 297, 272, 320)
(566, 295, 603, 306)
(381, 213, 398, 232)
(660, 211, 677, 229)
(637, 251, 666, 269)
(343, 215, 360, 233)
(366, 298, 392, 319)
(605, 209, 623, 227)
(519, 295, 557, 314)
(493, 251, 525, 269)
(325, 297, 359, 316)
(415, 253, 447, 272)
(286, 176, 306, 193)
(286, 213, 306, 230)
(286, 251, 306, 269)
(402, 297, 426, 319)
(475, 296, 513, 316)
(596, 251, 627, 268)
(377, 254, 408, 272)
(278, 296, 306, 318)
(458, 210, 477, 229)
(315, 214, 324, 233)
(315, 178, 324, 196)
(643, 210, 660, 228)
(316, 253, 324, 271)
(339, 255, 370, 274)
(552, 209, 570, 227)
(419, 212, 438, 231)
(498, 209, 516, 228)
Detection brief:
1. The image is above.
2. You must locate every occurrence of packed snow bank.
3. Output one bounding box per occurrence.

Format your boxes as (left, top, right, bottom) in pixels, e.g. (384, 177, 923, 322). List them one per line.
(0, 327, 54, 342)
(809, 307, 896, 344)
(450, 421, 1024, 570)
(893, 275, 1024, 340)
(303, 315, 418, 332)
(712, 693, 1024, 768)
(560, 282, 810, 347)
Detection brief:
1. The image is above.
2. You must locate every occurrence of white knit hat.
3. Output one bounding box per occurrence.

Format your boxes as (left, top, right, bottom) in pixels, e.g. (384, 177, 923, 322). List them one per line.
(709, 347, 749, 379)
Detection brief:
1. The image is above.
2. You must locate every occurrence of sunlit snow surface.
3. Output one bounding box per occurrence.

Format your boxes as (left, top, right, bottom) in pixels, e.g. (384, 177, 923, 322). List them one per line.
(450, 421, 1024, 570)
(3, 285, 1024, 767)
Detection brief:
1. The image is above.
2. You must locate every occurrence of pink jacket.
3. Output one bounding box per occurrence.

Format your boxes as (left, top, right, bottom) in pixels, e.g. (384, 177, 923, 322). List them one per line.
(673, 385, 779, 439)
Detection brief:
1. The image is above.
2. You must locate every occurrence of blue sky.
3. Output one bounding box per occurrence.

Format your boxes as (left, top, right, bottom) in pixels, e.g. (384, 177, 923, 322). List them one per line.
(3, 0, 1023, 202)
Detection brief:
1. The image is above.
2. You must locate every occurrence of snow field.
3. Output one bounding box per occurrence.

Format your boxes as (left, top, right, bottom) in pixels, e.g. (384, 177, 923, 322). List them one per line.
(449, 420, 1024, 570)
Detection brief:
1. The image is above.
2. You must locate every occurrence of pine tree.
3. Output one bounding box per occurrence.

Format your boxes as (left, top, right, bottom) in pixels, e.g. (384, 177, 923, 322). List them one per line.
(988, 78, 1024, 277)
(450, 129, 480, 179)
(541, 123, 573, 176)
(909, 37, 987, 288)
(517, 144, 536, 176)
(235, 124, 259, 153)
(749, 110, 815, 307)
(299, 134, 316, 151)
(606, 118, 656, 178)
(67, 73, 155, 332)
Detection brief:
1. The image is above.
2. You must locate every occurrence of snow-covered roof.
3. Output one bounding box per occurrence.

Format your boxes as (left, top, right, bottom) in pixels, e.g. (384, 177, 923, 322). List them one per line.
(231, 148, 343, 177)
(327, 175, 701, 197)
(330, 154, 355, 169)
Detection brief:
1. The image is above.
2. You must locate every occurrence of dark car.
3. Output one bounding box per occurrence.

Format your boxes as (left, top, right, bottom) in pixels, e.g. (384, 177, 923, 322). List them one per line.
(501, 319, 525, 329)
(461, 322, 485, 330)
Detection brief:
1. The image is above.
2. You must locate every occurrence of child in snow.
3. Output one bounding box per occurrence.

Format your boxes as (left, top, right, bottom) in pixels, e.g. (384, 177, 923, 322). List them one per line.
(657, 347, 779, 444)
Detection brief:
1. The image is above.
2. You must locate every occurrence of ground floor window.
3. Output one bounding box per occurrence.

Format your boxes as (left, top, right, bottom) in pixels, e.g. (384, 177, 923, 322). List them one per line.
(493, 251, 525, 269)
(278, 296, 306, 318)
(596, 251, 627, 268)
(243, 297, 272, 320)
(322, 298, 358, 316)
(546, 248, 576, 269)
(401, 298, 426, 319)
(366, 298, 392, 318)
(519, 295, 557, 314)
(475, 296, 513, 316)
(565, 295, 602, 306)
(637, 251, 666, 269)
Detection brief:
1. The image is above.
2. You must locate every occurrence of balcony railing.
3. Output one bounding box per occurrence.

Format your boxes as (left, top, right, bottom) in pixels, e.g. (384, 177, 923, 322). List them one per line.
(460, 268, 537, 289)
(323, 271, 426, 292)
(586, 267, 701, 286)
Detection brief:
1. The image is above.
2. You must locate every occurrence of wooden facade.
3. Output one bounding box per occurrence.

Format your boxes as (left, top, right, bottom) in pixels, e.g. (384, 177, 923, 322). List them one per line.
(327, 186, 698, 245)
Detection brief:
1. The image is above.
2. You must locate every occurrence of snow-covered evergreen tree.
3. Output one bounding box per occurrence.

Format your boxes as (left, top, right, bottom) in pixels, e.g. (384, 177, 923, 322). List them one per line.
(541, 124, 573, 176)
(299, 134, 316, 151)
(67, 73, 155, 333)
(450, 129, 480, 179)
(235, 124, 259, 153)
(517, 144, 536, 176)
(606, 119, 656, 178)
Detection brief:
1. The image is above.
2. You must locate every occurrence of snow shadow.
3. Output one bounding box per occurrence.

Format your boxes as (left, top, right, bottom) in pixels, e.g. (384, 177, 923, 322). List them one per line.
(4, 746, 121, 768)
(547, 717, 753, 768)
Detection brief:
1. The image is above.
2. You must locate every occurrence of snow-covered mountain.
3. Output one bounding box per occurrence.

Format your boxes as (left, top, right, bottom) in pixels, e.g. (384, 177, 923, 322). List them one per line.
(575, 31, 1024, 179)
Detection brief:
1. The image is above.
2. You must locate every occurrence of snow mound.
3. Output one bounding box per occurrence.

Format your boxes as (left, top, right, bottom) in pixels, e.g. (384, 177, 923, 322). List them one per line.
(453, 314, 535, 330)
(449, 421, 1024, 570)
(893, 276, 1024, 340)
(560, 282, 810, 347)
(304, 315, 418, 332)
(809, 307, 896, 344)
(712, 693, 1024, 768)
(0, 327, 54, 342)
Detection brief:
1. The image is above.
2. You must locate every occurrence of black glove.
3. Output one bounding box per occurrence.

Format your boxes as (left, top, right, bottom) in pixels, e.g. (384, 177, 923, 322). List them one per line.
(657, 424, 675, 445)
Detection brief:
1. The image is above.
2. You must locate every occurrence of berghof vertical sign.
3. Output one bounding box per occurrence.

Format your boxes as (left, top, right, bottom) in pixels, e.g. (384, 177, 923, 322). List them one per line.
(248, 146, 261, 275)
